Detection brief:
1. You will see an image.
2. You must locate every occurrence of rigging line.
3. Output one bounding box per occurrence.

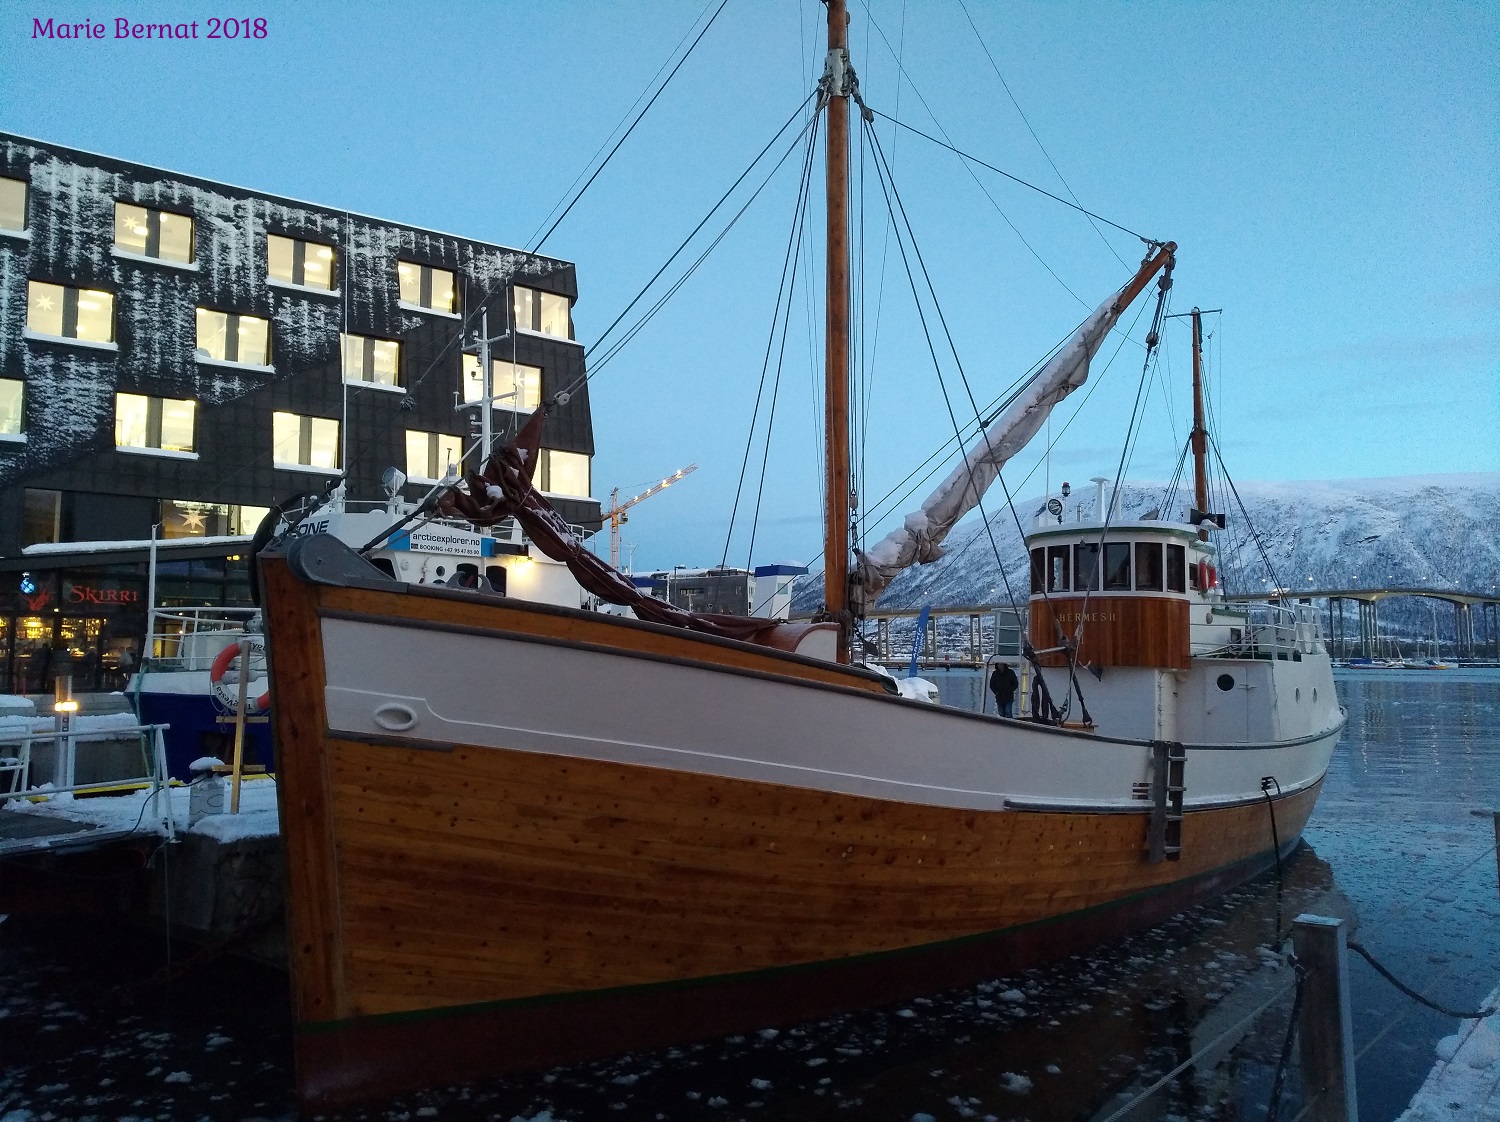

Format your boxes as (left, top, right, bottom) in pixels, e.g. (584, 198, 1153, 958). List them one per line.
(1070, 279, 1171, 677)
(570, 104, 820, 390)
(857, 319, 1084, 538)
(331, 88, 803, 491)
(864, 117, 1086, 720)
(854, 6, 1088, 308)
(859, 0, 906, 483)
(745, 187, 814, 569)
(524, 0, 721, 250)
(953, 0, 1131, 270)
(719, 111, 822, 569)
(862, 120, 1025, 593)
(863, 115, 1078, 716)
(582, 92, 816, 367)
(1209, 432, 1286, 595)
(530, 0, 733, 254)
(869, 109, 1156, 244)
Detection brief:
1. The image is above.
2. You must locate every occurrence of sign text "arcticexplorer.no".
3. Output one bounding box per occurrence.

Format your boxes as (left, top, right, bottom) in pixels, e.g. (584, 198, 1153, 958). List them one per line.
(32, 18, 268, 40)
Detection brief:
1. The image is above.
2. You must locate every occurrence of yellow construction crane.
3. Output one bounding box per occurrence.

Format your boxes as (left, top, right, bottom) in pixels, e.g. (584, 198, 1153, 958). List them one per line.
(602, 464, 697, 569)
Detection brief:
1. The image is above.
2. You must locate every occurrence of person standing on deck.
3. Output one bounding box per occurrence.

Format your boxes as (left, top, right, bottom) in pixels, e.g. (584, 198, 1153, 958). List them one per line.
(989, 662, 1019, 718)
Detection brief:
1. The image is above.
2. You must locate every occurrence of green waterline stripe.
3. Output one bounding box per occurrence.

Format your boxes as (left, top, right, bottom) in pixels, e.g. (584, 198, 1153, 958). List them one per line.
(297, 840, 1291, 1038)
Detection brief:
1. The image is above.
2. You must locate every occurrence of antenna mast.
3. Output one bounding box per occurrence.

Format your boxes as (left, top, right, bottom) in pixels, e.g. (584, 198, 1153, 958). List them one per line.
(1190, 307, 1210, 542)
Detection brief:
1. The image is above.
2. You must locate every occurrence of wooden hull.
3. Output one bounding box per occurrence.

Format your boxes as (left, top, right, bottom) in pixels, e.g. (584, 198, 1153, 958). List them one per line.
(261, 546, 1338, 1108)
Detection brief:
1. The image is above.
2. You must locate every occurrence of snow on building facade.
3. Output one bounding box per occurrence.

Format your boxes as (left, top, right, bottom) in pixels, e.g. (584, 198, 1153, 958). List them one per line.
(0, 132, 600, 693)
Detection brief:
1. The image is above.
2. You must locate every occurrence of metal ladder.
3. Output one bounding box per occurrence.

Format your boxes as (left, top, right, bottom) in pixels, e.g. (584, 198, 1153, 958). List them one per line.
(1147, 740, 1186, 863)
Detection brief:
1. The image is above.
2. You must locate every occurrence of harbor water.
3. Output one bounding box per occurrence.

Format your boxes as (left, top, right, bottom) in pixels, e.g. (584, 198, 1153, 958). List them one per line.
(1, 668, 1496, 1121)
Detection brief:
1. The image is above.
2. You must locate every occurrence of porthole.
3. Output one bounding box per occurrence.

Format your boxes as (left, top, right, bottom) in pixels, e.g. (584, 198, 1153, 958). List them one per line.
(1295, 687, 1301, 702)
(1216, 673, 1235, 692)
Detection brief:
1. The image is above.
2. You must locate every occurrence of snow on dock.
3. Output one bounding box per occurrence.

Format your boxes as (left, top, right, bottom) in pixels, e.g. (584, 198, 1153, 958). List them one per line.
(1398, 982, 1500, 1122)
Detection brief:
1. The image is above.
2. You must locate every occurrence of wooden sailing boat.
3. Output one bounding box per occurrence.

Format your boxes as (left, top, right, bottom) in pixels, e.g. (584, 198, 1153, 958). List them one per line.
(260, 3, 1344, 1107)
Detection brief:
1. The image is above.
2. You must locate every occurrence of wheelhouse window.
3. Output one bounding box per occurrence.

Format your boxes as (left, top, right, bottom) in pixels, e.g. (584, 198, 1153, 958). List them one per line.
(27, 282, 114, 343)
(461, 356, 541, 411)
(0, 379, 23, 436)
(0, 177, 27, 231)
(1029, 548, 1044, 595)
(513, 285, 571, 339)
(114, 203, 194, 264)
(341, 333, 400, 386)
(1103, 542, 1131, 591)
(273, 411, 339, 471)
(197, 308, 270, 366)
(1135, 541, 1163, 591)
(397, 261, 456, 312)
(268, 234, 336, 290)
(1166, 544, 1187, 593)
(405, 430, 464, 482)
(1074, 543, 1101, 591)
(116, 393, 196, 453)
(1046, 545, 1070, 592)
(539, 449, 590, 497)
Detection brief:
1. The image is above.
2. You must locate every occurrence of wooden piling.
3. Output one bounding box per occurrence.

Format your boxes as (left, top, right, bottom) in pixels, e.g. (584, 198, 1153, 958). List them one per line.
(1293, 914, 1359, 1122)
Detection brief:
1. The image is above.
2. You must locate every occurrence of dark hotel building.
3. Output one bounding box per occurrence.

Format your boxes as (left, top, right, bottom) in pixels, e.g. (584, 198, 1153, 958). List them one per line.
(0, 132, 601, 694)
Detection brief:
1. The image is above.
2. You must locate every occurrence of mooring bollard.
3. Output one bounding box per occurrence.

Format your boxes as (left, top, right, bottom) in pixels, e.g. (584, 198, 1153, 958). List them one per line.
(1293, 914, 1359, 1122)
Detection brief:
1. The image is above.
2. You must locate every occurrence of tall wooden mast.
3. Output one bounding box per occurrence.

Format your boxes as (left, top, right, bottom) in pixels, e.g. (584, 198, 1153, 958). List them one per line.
(1190, 307, 1210, 542)
(823, 0, 852, 659)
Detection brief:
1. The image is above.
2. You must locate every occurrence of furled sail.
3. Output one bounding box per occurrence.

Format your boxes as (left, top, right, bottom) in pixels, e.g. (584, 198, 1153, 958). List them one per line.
(855, 244, 1174, 604)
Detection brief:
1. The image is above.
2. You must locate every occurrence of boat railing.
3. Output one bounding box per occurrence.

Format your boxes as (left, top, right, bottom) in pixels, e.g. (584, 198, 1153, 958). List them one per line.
(1204, 599, 1323, 660)
(144, 606, 261, 672)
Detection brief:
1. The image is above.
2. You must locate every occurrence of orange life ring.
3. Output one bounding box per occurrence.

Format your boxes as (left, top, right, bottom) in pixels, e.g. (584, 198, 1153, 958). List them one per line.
(209, 637, 270, 713)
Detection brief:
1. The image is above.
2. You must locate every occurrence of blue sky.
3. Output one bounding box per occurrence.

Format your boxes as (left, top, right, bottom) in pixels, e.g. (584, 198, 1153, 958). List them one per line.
(3, 0, 1496, 572)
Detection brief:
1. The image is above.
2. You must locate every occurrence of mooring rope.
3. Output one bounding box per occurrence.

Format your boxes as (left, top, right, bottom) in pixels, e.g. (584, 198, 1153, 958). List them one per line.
(1346, 941, 1499, 1020)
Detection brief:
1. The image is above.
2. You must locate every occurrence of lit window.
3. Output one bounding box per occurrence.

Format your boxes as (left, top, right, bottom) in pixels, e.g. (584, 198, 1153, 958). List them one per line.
(114, 202, 194, 264)
(273, 411, 340, 471)
(196, 307, 270, 366)
(231, 505, 271, 535)
(268, 234, 336, 290)
(27, 281, 114, 343)
(540, 449, 590, 497)
(341, 333, 401, 386)
(513, 285, 571, 339)
(405, 430, 465, 482)
(0, 379, 22, 435)
(160, 499, 229, 538)
(461, 356, 541, 410)
(115, 393, 196, 453)
(397, 261, 456, 312)
(0, 177, 27, 231)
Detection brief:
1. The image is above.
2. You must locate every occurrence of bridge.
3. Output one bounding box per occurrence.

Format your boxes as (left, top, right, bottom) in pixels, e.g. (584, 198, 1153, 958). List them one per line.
(1224, 587, 1500, 661)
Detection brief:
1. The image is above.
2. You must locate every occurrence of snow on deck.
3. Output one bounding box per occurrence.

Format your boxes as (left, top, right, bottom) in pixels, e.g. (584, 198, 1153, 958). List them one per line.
(1397, 982, 1500, 1122)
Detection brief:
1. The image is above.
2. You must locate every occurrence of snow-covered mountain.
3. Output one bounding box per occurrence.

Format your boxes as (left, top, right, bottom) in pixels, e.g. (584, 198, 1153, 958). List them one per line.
(794, 473, 1500, 622)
